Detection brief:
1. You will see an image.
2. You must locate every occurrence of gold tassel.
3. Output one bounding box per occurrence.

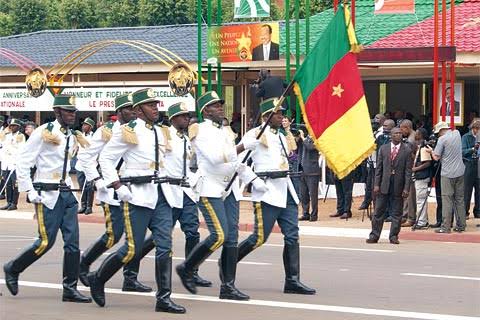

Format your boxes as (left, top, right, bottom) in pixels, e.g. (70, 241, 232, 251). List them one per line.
(121, 124, 138, 144)
(188, 123, 199, 140)
(0, 131, 5, 142)
(41, 128, 61, 145)
(344, 5, 364, 54)
(101, 126, 113, 142)
(74, 130, 90, 148)
(255, 128, 268, 147)
(16, 133, 25, 144)
(160, 126, 172, 151)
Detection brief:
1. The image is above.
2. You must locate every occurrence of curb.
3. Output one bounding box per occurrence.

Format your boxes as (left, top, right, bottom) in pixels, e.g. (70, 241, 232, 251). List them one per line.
(76, 214, 480, 244)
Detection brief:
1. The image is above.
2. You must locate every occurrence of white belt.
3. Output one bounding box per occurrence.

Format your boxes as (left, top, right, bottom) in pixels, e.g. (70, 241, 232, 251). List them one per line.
(35, 172, 63, 180)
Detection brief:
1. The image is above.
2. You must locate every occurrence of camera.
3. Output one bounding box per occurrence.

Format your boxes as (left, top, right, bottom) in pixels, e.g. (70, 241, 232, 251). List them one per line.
(290, 123, 306, 137)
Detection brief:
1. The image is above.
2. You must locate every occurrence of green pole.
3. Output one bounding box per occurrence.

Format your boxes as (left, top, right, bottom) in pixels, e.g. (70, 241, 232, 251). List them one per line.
(207, 0, 212, 91)
(306, 0, 310, 54)
(285, 0, 291, 118)
(294, 0, 300, 124)
(197, 0, 203, 120)
(216, 0, 222, 97)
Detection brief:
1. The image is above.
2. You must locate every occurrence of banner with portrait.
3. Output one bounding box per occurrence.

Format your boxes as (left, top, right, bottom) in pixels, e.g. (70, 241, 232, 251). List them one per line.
(207, 22, 280, 63)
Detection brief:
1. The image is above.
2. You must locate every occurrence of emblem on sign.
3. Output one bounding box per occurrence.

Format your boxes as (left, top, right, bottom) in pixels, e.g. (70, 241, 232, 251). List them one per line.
(168, 63, 194, 97)
(25, 68, 47, 98)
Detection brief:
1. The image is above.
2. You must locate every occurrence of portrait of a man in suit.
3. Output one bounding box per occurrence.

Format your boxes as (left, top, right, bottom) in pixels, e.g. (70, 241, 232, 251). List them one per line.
(252, 24, 279, 61)
(445, 86, 460, 117)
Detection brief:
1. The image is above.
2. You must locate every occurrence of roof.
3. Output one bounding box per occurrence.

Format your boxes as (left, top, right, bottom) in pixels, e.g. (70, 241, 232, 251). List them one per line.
(280, 0, 467, 55)
(0, 24, 208, 67)
(369, 0, 480, 52)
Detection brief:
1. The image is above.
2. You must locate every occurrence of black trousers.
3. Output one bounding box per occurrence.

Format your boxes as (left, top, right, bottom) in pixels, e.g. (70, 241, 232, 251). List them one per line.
(300, 174, 319, 218)
(464, 161, 480, 216)
(334, 174, 354, 214)
(370, 176, 404, 240)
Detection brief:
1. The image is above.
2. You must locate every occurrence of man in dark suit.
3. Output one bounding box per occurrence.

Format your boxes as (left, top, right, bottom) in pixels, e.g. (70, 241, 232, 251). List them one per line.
(299, 135, 320, 221)
(252, 24, 279, 61)
(445, 86, 460, 116)
(366, 128, 413, 244)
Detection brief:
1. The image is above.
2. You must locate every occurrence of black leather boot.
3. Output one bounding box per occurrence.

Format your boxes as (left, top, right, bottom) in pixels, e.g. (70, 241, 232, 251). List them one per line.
(79, 239, 108, 287)
(0, 203, 11, 210)
(176, 242, 213, 294)
(7, 188, 19, 210)
(3, 246, 40, 295)
(283, 243, 316, 295)
(122, 258, 152, 292)
(299, 213, 310, 221)
(121, 235, 154, 292)
(219, 247, 249, 300)
(155, 256, 186, 313)
(78, 191, 87, 214)
(186, 238, 212, 287)
(84, 188, 94, 215)
(219, 240, 255, 282)
(88, 253, 124, 307)
(62, 252, 92, 303)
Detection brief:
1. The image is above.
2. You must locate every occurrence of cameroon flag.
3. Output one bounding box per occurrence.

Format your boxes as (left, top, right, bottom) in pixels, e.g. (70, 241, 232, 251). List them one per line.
(294, 6, 375, 179)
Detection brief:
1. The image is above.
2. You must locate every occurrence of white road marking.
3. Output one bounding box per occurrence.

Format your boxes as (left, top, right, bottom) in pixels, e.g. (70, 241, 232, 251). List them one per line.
(97, 252, 272, 266)
(1, 279, 478, 320)
(0, 235, 36, 242)
(401, 273, 480, 281)
(299, 226, 389, 239)
(264, 243, 395, 253)
(0, 211, 35, 220)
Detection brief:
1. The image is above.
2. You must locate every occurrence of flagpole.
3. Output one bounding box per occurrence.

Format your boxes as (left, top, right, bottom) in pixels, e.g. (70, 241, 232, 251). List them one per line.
(196, 0, 203, 120)
(224, 80, 296, 192)
(449, 0, 455, 129)
(285, 0, 292, 118)
(441, 0, 447, 122)
(295, 0, 301, 124)
(216, 0, 222, 98)
(207, 0, 212, 91)
(433, 0, 439, 124)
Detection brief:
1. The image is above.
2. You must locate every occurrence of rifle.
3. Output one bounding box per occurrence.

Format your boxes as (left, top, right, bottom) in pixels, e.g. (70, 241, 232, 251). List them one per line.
(33, 182, 82, 192)
(112, 175, 190, 188)
(255, 170, 303, 180)
(224, 80, 296, 192)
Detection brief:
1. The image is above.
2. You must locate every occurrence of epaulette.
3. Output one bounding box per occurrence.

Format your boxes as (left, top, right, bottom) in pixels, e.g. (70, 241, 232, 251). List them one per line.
(73, 130, 91, 148)
(160, 125, 172, 151)
(188, 123, 199, 140)
(41, 122, 61, 145)
(0, 130, 6, 142)
(121, 120, 138, 144)
(255, 128, 268, 148)
(101, 121, 115, 142)
(16, 133, 26, 143)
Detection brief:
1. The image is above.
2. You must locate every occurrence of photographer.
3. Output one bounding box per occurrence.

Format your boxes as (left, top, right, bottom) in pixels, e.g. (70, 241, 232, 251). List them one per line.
(426, 122, 466, 233)
(412, 128, 432, 229)
(255, 69, 288, 105)
(461, 120, 480, 219)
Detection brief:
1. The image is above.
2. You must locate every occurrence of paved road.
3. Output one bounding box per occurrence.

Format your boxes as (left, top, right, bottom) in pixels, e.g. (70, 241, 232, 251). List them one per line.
(1, 219, 479, 320)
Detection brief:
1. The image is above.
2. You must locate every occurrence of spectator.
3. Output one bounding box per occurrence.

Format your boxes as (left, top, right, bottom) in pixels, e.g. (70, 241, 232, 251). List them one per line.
(366, 128, 412, 244)
(461, 119, 480, 219)
(299, 134, 320, 222)
(399, 119, 417, 228)
(256, 69, 287, 104)
(412, 128, 432, 229)
(426, 121, 466, 233)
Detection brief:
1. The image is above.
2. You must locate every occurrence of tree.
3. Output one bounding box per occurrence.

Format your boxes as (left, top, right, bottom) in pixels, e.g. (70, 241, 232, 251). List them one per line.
(0, 12, 14, 37)
(139, 0, 190, 26)
(45, 1, 65, 30)
(97, 0, 139, 28)
(10, 0, 48, 35)
(61, 0, 98, 29)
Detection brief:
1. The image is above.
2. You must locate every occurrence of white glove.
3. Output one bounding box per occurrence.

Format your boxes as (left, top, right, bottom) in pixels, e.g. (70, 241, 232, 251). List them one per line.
(252, 178, 268, 193)
(27, 189, 43, 203)
(235, 162, 248, 174)
(242, 136, 260, 151)
(94, 179, 108, 192)
(115, 185, 133, 202)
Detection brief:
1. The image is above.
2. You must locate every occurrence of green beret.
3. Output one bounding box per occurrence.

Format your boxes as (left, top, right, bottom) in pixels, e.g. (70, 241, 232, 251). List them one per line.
(132, 88, 159, 108)
(115, 93, 133, 111)
(53, 94, 77, 111)
(9, 118, 23, 127)
(83, 117, 95, 128)
(260, 97, 285, 116)
(197, 91, 224, 114)
(167, 102, 189, 120)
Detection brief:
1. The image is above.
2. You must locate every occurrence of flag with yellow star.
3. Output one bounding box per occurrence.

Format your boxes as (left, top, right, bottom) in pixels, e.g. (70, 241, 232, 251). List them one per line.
(293, 5, 375, 179)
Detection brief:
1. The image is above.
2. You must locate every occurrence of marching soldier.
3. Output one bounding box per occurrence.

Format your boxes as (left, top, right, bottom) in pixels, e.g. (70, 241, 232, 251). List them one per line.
(139, 102, 213, 288)
(77, 117, 96, 214)
(0, 118, 26, 210)
(89, 88, 185, 313)
(3, 95, 92, 303)
(76, 94, 152, 292)
(236, 98, 316, 295)
(176, 91, 263, 300)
